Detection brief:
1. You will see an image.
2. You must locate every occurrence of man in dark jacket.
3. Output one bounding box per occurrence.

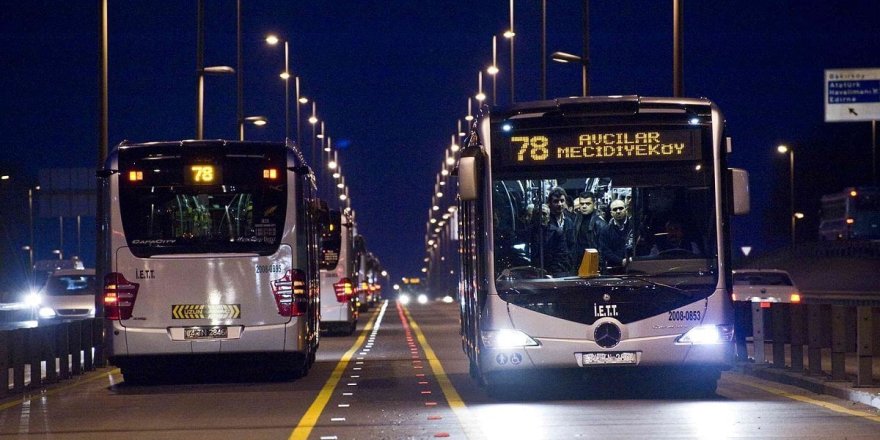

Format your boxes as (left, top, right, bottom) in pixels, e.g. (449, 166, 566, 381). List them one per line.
(570, 191, 606, 267)
(599, 199, 633, 268)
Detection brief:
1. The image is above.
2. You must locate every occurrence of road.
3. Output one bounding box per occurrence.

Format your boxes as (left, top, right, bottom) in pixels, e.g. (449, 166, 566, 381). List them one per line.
(0, 300, 878, 439)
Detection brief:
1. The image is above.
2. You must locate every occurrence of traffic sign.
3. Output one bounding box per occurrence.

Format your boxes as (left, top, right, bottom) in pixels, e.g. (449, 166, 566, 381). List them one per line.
(741, 246, 752, 257)
(825, 68, 880, 122)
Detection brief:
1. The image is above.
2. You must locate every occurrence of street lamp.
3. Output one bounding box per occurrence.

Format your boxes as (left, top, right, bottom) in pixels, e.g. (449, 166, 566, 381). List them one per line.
(551, 51, 588, 96)
(265, 35, 291, 141)
(196, 65, 235, 139)
(777, 144, 796, 247)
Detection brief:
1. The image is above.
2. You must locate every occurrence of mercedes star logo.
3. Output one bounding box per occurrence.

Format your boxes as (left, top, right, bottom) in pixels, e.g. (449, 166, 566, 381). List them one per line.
(594, 322, 622, 348)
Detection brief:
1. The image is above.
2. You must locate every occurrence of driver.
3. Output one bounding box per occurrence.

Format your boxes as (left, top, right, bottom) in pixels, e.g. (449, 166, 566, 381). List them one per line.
(650, 219, 702, 256)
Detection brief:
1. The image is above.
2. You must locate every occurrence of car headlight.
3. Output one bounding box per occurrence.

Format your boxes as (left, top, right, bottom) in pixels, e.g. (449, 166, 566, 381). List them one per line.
(481, 329, 539, 348)
(676, 324, 733, 345)
(417, 294, 428, 304)
(398, 293, 411, 305)
(24, 292, 42, 308)
(38, 307, 57, 319)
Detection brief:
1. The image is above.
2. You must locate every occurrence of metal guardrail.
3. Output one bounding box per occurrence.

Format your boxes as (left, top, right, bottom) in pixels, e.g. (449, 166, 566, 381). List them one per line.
(0, 318, 103, 393)
(735, 301, 879, 387)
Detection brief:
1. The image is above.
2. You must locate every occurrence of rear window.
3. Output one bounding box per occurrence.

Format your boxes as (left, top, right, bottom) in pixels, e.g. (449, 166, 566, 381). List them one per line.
(118, 144, 288, 257)
(45, 275, 96, 296)
(733, 272, 793, 286)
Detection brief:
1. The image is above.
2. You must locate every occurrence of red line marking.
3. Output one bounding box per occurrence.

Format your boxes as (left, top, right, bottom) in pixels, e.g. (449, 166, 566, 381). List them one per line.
(428, 415, 443, 420)
(434, 433, 450, 438)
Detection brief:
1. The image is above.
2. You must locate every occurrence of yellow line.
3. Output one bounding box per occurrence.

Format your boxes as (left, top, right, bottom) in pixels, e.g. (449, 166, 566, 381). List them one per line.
(0, 367, 121, 412)
(402, 304, 484, 440)
(726, 374, 880, 423)
(288, 305, 382, 440)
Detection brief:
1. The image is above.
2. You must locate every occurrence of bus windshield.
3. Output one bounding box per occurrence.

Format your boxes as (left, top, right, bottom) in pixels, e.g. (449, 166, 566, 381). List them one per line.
(491, 165, 717, 286)
(118, 145, 288, 257)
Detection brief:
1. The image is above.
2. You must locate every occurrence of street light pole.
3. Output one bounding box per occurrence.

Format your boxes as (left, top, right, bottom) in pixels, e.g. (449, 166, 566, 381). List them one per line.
(778, 144, 796, 247)
(237, 0, 244, 141)
(551, 52, 588, 97)
(284, 41, 290, 141)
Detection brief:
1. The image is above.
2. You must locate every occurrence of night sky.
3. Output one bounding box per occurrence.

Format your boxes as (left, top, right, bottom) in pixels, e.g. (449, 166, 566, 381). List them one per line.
(1, 1, 879, 284)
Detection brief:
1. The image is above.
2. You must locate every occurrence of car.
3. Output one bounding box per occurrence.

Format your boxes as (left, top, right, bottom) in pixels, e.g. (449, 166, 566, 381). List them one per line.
(732, 269, 801, 305)
(28, 268, 97, 320)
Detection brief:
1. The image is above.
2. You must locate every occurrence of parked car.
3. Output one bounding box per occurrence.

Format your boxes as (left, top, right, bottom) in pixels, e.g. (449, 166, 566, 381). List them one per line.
(732, 269, 801, 304)
(27, 268, 96, 320)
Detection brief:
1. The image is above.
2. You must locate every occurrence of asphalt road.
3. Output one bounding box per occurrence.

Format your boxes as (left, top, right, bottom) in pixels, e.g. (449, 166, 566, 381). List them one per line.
(0, 300, 878, 439)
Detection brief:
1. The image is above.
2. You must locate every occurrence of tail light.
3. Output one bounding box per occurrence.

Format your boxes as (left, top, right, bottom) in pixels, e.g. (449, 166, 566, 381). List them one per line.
(272, 269, 308, 317)
(333, 277, 354, 303)
(104, 272, 139, 320)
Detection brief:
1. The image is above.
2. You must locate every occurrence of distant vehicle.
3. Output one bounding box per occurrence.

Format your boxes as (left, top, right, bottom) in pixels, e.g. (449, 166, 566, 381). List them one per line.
(98, 140, 339, 381)
(319, 208, 359, 335)
(28, 268, 96, 320)
(819, 186, 880, 240)
(732, 269, 801, 304)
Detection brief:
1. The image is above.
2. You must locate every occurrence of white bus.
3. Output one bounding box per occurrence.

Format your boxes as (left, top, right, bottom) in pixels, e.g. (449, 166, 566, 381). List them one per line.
(98, 140, 338, 381)
(319, 208, 360, 335)
(456, 96, 750, 396)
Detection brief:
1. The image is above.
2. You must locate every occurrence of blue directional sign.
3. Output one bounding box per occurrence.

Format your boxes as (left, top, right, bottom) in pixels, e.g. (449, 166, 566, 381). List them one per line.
(825, 68, 880, 122)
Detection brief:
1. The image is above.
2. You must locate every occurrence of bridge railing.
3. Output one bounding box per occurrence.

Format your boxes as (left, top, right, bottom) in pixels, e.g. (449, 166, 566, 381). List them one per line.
(0, 318, 103, 394)
(735, 298, 879, 387)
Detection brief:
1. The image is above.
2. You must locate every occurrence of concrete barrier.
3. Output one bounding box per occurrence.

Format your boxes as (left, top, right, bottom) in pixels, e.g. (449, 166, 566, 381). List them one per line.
(0, 319, 102, 393)
(736, 300, 879, 388)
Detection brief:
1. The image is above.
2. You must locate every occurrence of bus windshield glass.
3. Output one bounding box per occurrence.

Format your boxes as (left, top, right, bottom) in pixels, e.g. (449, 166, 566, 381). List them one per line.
(491, 165, 717, 288)
(118, 145, 288, 257)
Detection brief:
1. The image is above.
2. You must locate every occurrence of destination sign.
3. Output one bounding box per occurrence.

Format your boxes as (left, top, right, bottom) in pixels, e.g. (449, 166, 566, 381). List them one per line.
(496, 128, 701, 167)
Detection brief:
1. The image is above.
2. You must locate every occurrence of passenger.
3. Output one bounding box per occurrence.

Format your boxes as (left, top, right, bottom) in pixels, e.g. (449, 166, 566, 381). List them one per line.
(529, 187, 573, 276)
(598, 199, 633, 268)
(650, 220, 702, 256)
(571, 191, 607, 266)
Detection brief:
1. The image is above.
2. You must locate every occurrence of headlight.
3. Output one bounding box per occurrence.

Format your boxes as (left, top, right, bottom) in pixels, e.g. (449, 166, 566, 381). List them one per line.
(38, 307, 57, 319)
(481, 329, 539, 348)
(676, 324, 733, 345)
(417, 294, 428, 304)
(24, 292, 42, 308)
(398, 293, 411, 305)
(441, 295, 454, 304)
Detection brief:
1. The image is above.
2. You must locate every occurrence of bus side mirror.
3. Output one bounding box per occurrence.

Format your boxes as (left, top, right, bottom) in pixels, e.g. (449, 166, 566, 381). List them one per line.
(730, 168, 750, 215)
(459, 157, 478, 201)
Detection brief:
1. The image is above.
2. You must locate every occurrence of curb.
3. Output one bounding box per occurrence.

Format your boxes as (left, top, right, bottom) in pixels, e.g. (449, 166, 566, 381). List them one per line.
(734, 362, 880, 410)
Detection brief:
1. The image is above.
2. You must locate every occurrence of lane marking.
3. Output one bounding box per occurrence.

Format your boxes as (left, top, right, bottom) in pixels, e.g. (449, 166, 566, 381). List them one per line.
(288, 301, 388, 440)
(401, 304, 485, 439)
(725, 374, 880, 423)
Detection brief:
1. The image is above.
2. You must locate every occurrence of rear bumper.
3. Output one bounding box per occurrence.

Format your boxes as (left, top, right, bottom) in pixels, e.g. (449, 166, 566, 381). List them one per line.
(105, 319, 305, 357)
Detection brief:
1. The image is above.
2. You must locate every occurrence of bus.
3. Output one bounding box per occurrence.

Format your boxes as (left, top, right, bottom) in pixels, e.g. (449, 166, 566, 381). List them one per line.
(319, 208, 360, 335)
(456, 96, 750, 395)
(819, 186, 880, 240)
(98, 140, 338, 381)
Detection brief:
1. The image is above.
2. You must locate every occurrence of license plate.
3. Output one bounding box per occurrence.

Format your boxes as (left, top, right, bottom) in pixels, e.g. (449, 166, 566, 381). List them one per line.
(577, 351, 638, 366)
(184, 326, 228, 340)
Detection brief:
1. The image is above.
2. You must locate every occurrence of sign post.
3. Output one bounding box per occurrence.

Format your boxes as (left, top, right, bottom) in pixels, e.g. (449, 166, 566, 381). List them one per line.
(825, 68, 880, 183)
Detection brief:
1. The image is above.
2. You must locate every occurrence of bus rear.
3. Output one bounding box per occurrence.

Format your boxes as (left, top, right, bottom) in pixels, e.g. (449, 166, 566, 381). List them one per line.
(100, 140, 321, 380)
(319, 209, 359, 335)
